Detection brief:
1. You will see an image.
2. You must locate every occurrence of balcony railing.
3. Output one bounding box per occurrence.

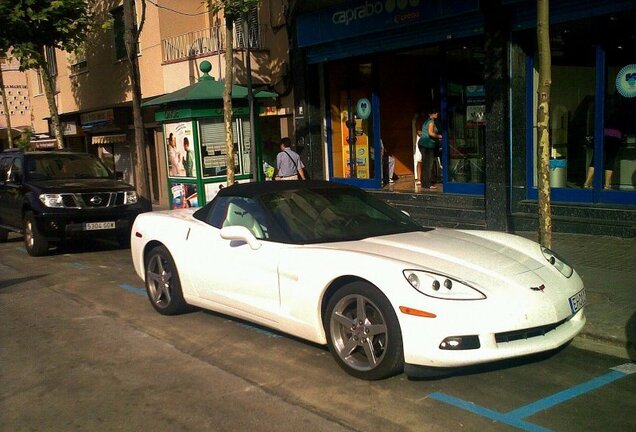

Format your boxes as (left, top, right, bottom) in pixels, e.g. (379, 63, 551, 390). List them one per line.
(162, 24, 262, 64)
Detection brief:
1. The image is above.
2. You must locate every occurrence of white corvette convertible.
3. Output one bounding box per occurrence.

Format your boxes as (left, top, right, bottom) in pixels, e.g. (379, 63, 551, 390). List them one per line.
(131, 181, 586, 380)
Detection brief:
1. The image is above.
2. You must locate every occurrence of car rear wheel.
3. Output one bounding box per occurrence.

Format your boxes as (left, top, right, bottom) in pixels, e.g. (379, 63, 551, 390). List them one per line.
(144, 245, 189, 315)
(23, 211, 49, 256)
(325, 282, 404, 380)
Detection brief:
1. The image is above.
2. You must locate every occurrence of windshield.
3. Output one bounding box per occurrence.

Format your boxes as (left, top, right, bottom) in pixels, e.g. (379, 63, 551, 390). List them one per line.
(260, 187, 427, 243)
(26, 154, 112, 180)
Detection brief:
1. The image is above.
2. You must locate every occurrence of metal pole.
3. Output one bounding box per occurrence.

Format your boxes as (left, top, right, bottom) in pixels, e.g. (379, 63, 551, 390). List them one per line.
(243, 19, 257, 181)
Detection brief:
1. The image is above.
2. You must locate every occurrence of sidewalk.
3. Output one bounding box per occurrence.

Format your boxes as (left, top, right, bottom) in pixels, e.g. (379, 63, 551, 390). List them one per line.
(518, 231, 636, 361)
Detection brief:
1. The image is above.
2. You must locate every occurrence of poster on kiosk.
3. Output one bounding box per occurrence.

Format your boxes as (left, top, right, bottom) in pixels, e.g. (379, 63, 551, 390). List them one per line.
(165, 121, 199, 209)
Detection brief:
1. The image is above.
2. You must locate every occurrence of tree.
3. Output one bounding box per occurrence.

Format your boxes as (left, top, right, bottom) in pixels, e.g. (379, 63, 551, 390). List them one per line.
(536, 0, 552, 248)
(123, 0, 150, 201)
(0, 0, 91, 150)
(207, 0, 260, 185)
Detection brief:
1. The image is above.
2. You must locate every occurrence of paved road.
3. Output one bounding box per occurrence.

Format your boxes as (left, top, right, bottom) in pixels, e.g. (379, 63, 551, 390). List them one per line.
(1, 236, 635, 432)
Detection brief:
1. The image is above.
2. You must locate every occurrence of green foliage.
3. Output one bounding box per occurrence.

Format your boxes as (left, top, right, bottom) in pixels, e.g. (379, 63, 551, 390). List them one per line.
(14, 127, 34, 150)
(206, 0, 260, 21)
(0, 0, 92, 69)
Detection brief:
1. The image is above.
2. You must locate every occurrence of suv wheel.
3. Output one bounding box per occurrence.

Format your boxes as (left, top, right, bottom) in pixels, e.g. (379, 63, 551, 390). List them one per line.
(23, 211, 49, 256)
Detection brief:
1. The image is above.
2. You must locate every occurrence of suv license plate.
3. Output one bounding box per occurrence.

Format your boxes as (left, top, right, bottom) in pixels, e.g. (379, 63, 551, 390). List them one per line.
(84, 222, 116, 231)
(568, 289, 587, 315)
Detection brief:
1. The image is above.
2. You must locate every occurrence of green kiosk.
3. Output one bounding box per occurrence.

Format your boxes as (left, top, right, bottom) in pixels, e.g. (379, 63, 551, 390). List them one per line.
(142, 60, 276, 209)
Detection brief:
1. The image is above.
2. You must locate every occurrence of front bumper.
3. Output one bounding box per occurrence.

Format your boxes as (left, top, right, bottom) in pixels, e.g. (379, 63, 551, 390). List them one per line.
(401, 307, 586, 371)
(33, 204, 149, 241)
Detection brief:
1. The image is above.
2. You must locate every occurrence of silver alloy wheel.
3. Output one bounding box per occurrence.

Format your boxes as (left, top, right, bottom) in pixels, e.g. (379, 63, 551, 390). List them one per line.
(24, 219, 34, 249)
(146, 253, 173, 308)
(329, 293, 389, 371)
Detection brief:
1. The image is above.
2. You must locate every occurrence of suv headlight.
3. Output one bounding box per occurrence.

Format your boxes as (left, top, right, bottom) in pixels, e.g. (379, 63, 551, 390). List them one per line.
(39, 194, 65, 208)
(541, 247, 573, 278)
(124, 191, 138, 205)
(403, 270, 486, 300)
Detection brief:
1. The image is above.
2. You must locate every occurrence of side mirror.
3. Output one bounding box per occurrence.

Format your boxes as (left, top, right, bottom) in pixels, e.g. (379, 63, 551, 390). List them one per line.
(220, 225, 261, 250)
(115, 171, 124, 180)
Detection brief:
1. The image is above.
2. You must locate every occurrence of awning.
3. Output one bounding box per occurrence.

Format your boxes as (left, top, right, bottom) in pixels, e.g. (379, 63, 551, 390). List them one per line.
(91, 134, 128, 145)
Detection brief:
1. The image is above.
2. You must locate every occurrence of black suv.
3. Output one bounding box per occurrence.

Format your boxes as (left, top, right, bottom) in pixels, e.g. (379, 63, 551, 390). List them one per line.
(0, 149, 151, 256)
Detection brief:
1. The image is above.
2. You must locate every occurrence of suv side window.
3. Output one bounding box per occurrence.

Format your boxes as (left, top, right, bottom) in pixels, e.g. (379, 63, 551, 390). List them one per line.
(9, 158, 23, 184)
(0, 156, 14, 183)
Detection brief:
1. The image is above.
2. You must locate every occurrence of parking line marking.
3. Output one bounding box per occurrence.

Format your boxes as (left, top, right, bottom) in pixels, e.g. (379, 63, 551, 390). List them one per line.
(119, 283, 146, 297)
(66, 262, 91, 270)
(506, 369, 627, 418)
(429, 393, 551, 432)
(429, 363, 633, 431)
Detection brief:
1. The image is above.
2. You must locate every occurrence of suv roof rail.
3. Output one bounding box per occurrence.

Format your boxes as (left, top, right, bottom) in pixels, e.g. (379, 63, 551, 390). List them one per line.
(1, 148, 25, 153)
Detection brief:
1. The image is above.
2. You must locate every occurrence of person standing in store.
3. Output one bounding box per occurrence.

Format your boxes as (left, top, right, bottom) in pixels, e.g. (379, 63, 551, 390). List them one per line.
(274, 137, 306, 180)
(419, 109, 443, 189)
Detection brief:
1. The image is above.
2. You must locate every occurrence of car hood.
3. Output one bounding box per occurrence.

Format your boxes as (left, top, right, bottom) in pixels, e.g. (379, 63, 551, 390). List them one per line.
(28, 178, 134, 192)
(321, 228, 544, 280)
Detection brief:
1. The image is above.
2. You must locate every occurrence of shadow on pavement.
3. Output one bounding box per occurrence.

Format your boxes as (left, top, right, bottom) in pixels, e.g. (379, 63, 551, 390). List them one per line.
(627, 312, 636, 361)
(0, 274, 48, 290)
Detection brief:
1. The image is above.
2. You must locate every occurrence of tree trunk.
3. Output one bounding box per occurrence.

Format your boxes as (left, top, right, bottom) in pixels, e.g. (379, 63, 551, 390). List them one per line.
(124, 0, 150, 201)
(0, 65, 14, 148)
(536, 0, 552, 248)
(224, 17, 235, 185)
(40, 59, 64, 150)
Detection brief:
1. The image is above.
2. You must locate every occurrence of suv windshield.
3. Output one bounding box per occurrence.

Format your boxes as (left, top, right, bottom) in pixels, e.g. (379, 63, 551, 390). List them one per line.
(26, 154, 112, 180)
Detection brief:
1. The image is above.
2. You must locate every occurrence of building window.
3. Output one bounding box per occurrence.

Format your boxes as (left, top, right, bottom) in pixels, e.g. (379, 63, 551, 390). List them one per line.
(234, 5, 261, 49)
(69, 45, 87, 74)
(111, 6, 126, 60)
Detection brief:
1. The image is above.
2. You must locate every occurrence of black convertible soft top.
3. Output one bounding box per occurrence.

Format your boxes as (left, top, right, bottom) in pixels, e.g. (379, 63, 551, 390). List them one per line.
(216, 180, 351, 199)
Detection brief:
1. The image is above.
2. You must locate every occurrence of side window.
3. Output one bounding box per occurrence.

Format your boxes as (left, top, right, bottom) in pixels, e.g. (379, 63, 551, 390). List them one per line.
(218, 197, 269, 240)
(10, 158, 23, 183)
(0, 157, 13, 183)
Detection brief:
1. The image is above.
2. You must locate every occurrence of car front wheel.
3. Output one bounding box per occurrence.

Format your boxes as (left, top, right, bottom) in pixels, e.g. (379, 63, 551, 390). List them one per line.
(23, 211, 49, 256)
(325, 282, 404, 380)
(144, 245, 189, 315)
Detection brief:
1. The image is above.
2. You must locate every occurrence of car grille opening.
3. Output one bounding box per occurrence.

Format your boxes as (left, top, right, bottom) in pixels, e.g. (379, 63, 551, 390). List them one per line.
(58, 192, 124, 209)
(495, 318, 568, 343)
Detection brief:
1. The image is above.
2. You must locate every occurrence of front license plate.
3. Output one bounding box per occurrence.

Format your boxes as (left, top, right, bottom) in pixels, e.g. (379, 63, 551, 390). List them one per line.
(568, 289, 587, 315)
(84, 221, 116, 231)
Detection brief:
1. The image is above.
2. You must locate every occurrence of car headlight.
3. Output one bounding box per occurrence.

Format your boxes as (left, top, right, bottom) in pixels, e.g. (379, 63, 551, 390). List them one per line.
(124, 191, 138, 205)
(39, 194, 65, 208)
(403, 270, 486, 300)
(541, 247, 573, 278)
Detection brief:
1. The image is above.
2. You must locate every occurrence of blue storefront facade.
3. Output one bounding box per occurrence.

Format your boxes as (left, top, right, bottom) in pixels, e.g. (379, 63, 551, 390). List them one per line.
(292, 0, 636, 236)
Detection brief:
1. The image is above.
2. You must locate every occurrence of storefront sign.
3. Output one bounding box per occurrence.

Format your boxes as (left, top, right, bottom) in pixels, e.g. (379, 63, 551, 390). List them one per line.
(80, 109, 115, 127)
(61, 121, 78, 136)
(616, 64, 636, 98)
(297, 0, 479, 47)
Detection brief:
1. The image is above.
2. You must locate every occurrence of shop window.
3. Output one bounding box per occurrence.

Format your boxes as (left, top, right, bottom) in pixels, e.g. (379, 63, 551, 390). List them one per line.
(445, 41, 486, 184)
(530, 20, 597, 190)
(197, 118, 251, 178)
(327, 61, 376, 181)
(602, 15, 636, 191)
(529, 13, 636, 194)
